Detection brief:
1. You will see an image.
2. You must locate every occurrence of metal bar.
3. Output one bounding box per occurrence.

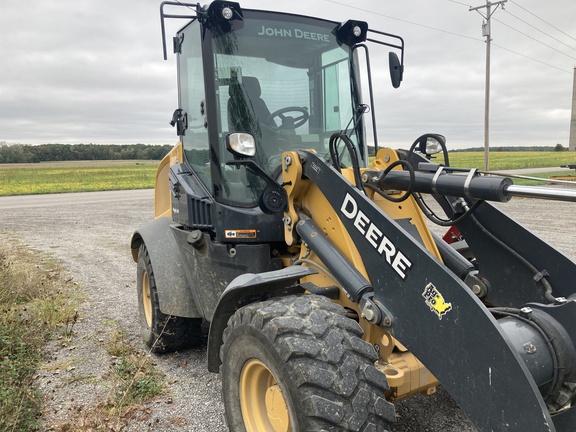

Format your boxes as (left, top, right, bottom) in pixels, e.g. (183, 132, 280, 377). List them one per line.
(353, 44, 379, 152)
(295, 212, 372, 302)
(365, 37, 403, 51)
(366, 28, 405, 64)
(487, 171, 576, 186)
(505, 185, 576, 202)
(160, 1, 199, 60)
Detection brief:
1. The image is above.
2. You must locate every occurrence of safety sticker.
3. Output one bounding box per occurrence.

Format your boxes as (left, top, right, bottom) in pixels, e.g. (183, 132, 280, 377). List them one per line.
(422, 283, 452, 320)
(225, 229, 257, 239)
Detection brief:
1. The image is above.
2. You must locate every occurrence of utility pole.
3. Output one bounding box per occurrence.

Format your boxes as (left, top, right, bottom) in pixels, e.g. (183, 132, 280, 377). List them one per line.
(470, 0, 507, 171)
(570, 67, 576, 151)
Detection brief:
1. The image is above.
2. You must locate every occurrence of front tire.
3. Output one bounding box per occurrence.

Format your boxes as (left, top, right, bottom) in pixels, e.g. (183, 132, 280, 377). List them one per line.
(136, 243, 201, 353)
(220, 294, 395, 431)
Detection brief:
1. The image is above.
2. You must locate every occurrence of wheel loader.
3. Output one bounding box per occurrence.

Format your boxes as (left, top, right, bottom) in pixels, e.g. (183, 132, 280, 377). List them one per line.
(130, 1, 576, 430)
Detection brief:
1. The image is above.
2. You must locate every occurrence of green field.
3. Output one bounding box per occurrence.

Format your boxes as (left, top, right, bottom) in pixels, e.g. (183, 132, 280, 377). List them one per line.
(0, 152, 575, 196)
(0, 160, 158, 196)
(446, 151, 576, 171)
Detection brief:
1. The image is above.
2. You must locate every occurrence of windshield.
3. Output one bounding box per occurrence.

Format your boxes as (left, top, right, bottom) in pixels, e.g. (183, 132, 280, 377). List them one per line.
(211, 12, 363, 205)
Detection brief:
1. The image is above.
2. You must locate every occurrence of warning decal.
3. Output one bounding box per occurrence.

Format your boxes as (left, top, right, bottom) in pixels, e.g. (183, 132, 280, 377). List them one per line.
(225, 229, 257, 239)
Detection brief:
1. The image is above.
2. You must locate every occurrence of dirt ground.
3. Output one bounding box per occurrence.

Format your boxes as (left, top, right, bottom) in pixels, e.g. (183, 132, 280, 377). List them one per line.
(0, 189, 574, 431)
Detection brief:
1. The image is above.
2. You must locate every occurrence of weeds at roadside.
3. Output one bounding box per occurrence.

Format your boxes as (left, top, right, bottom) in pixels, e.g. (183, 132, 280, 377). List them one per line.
(106, 328, 164, 409)
(60, 311, 79, 347)
(64, 327, 165, 431)
(1, 242, 168, 431)
(0, 244, 81, 431)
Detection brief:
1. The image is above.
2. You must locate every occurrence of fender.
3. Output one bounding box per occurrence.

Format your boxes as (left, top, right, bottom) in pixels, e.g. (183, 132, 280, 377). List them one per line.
(130, 217, 201, 318)
(206, 266, 317, 372)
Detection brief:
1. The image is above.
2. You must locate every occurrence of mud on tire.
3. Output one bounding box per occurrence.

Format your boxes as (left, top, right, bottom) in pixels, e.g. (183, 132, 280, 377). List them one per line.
(136, 243, 201, 353)
(220, 294, 395, 431)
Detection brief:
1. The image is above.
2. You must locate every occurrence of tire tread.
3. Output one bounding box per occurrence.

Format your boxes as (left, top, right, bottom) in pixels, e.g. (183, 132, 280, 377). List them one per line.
(221, 294, 395, 431)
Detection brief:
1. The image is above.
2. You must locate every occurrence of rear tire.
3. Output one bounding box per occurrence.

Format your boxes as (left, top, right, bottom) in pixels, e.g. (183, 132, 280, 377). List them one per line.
(136, 243, 201, 353)
(220, 294, 395, 431)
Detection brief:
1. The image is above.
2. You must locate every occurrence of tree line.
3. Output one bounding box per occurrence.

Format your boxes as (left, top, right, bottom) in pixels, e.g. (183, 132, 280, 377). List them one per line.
(450, 145, 569, 152)
(0, 143, 174, 163)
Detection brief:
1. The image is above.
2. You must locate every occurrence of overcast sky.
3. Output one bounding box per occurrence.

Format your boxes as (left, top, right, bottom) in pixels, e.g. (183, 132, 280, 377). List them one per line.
(1, 0, 575, 150)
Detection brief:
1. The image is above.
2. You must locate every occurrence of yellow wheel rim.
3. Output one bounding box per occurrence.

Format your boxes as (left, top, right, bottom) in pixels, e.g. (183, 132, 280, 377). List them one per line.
(141, 271, 153, 328)
(239, 359, 290, 432)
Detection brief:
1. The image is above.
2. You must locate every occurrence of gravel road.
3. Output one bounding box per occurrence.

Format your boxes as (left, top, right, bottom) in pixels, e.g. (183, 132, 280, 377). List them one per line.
(1, 188, 575, 431)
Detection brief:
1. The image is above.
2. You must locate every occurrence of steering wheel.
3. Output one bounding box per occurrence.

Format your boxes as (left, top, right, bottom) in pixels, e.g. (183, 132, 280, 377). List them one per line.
(266, 106, 309, 131)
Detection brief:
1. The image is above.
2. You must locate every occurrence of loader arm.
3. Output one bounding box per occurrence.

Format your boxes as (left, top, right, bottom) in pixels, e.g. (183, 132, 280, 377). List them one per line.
(283, 149, 576, 432)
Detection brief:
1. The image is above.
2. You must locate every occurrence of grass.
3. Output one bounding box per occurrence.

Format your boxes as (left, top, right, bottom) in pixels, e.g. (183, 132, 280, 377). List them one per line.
(430, 152, 576, 186)
(105, 328, 164, 410)
(0, 242, 81, 431)
(446, 151, 576, 171)
(1, 152, 575, 196)
(0, 161, 158, 196)
(0, 241, 166, 431)
(507, 171, 576, 186)
(70, 328, 164, 431)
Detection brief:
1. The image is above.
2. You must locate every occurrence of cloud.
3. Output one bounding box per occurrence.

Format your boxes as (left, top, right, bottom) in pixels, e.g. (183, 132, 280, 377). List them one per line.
(0, 0, 178, 144)
(0, 0, 575, 149)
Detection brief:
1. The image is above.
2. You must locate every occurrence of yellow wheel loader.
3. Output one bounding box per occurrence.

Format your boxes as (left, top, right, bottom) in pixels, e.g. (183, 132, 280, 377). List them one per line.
(130, 2, 576, 430)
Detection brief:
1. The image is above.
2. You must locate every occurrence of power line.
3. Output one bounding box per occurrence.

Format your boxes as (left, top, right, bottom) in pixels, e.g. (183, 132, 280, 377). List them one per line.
(448, 0, 576, 64)
(324, 0, 572, 74)
(325, 0, 481, 41)
(173, 0, 197, 11)
(446, 0, 471, 6)
(509, 0, 576, 43)
(492, 43, 572, 74)
(503, 9, 576, 53)
(494, 17, 576, 62)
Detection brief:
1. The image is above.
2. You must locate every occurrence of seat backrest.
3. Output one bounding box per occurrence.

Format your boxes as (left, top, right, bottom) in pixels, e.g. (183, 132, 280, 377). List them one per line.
(242, 77, 272, 124)
(227, 76, 272, 134)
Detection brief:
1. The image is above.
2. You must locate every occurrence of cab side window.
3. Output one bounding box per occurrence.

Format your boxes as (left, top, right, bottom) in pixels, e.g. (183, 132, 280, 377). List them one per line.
(180, 22, 211, 188)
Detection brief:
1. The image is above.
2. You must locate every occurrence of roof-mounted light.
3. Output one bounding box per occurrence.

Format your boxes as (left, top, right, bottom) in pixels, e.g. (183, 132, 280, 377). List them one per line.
(335, 20, 368, 47)
(221, 7, 233, 20)
(206, 1, 243, 27)
(159, 1, 243, 59)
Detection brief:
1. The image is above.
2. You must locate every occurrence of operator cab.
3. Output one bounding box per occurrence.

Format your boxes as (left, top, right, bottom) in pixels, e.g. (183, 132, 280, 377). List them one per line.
(162, 1, 403, 242)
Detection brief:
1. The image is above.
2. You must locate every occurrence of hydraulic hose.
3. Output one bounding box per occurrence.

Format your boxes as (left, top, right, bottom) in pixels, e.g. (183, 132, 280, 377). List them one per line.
(328, 133, 365, 193)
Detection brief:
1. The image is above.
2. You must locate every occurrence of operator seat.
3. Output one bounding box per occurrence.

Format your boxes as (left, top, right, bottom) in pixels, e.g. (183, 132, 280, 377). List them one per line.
(227, 76, 274, 136)
(243, 77, 274, 127)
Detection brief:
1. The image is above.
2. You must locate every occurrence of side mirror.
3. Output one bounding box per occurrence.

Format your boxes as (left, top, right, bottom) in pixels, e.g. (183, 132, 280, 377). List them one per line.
(419, 134, 445, 156)
(389, 52, 403, 89)
(226, 133, 256, 158)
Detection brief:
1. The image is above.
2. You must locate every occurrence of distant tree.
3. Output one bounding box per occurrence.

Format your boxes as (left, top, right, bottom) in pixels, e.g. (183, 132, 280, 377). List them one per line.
(0, 143, 173, 163)
(555, 143, 565, 152)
